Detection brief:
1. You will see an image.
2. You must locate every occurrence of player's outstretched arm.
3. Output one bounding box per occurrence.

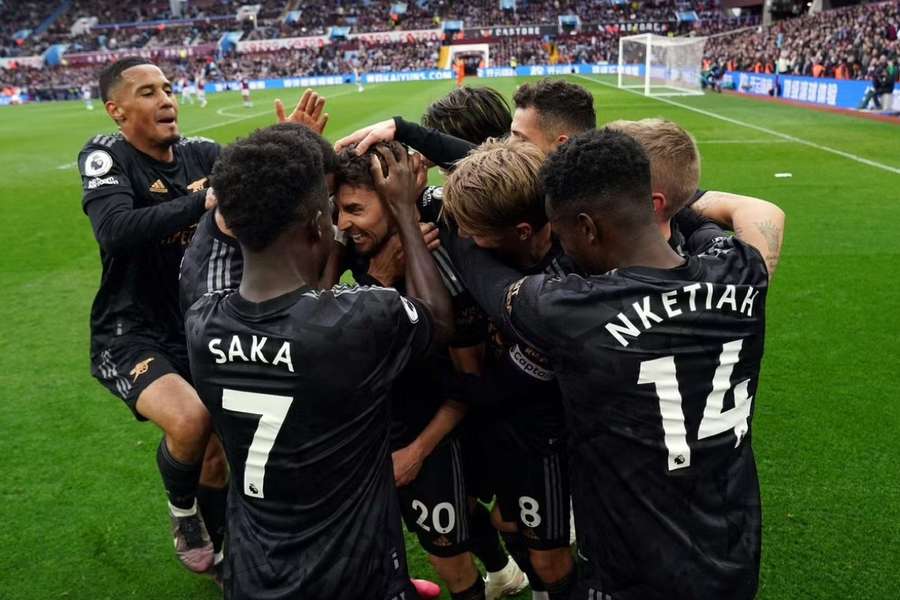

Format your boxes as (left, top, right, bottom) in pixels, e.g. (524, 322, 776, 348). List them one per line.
(392, 117, 475, 169)
(691, 191, 785, 279)
(370, 147, 453, 345)
(336, 119, 397, 154)
(274, 88, 329, 134)
(335, 117, 475, 170)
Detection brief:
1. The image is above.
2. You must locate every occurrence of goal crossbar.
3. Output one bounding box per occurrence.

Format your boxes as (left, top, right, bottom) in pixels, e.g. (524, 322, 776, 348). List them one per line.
(617, 33, 706, 97)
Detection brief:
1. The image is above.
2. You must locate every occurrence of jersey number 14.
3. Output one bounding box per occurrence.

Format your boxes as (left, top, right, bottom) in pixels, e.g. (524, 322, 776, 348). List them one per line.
(639, 339, 753, 472)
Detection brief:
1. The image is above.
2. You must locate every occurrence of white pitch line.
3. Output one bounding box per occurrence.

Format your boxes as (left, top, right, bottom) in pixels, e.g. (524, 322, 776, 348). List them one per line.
(577, 75, 900, 176)
(696, 139, 794, 145)
(192, 85, 372, 134)
(215, 104, 267, 118)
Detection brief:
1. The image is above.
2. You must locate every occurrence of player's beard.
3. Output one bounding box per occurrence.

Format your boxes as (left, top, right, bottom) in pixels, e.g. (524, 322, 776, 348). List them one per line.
(366, 223, 397, 257)
(351, 220, 394, 257)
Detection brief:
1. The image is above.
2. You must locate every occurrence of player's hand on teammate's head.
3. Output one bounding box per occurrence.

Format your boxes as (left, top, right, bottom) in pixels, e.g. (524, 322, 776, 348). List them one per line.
(369, 143, 419, 217)
(335, 119, 397, 155)
(275, 89, 329, 134)
(204, 187, 217, 210)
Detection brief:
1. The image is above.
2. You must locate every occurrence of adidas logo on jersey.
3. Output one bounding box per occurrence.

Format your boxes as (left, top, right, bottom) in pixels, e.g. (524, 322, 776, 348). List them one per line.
(149, 179, 168, 194)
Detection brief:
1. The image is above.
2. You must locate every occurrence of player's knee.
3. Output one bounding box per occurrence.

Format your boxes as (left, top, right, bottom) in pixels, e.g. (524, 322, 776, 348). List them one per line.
(428, 553, 478, 592)
(166, 402, 211, 449)
(529, 547, 573, 584)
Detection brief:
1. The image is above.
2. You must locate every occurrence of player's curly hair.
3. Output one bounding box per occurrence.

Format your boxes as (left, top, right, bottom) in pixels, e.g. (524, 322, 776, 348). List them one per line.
(211, 123, 327, 251)
(540, 128, 654, 226)
(333, 141, 406, 190)
(311, 134, 339, 174)
(513, 79, 596, 137)
(422, 86, 511, 145)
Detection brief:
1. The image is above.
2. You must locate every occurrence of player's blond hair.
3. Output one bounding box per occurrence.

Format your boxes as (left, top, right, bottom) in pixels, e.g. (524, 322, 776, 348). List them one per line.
(443, 139, 546, 236)
(606, 118, 700, 218)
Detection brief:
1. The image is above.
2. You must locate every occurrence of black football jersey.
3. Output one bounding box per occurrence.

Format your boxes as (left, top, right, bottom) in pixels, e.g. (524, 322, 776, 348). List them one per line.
(179, 209, 243, 312)
(186, 284, 432, 599)
(78, 133, 218, 352)
(478, 237, 568, 442)
(345, 186, 485, 448)
(451, 234, 768, 599)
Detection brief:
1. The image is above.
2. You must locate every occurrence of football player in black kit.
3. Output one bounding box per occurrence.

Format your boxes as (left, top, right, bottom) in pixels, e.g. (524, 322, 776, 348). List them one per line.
(333, 143, 491, 600)
(78, 57, 227, 576)
(441, 140, 575, 600)
(81, 58, 328, 581)
(186, 125, 453, 599)
(446, 130, 769, 600)
(179, 89, 331, 311)
(606, 118, 784, 278)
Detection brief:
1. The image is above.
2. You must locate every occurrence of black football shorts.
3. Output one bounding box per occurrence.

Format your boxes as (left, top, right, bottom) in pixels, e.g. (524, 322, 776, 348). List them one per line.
(490, 421, 571, 550)
(397, 435, 471, 557)
(91, 336, 191, 421)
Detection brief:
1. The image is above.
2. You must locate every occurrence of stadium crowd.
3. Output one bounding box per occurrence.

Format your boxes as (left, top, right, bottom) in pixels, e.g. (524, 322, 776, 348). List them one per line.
(0, 33, 633, 100)
(4, 0, 751, 57)
(13, 0, 896, 97)
(704, 0, 899, 80)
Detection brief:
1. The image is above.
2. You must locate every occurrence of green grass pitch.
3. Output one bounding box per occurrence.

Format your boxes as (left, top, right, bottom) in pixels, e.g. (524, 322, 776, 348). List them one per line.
(1, 75, 899, 599)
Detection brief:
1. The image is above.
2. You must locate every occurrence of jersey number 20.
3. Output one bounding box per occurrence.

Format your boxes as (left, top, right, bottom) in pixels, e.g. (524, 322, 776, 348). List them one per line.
(639, 339, 752, 472)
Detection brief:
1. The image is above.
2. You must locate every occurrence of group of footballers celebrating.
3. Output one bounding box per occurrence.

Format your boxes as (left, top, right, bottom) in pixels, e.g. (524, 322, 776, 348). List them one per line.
(78, 56, 785, 600)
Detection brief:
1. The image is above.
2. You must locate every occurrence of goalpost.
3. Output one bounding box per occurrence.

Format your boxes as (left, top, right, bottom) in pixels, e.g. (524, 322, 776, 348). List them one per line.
(617, 34, 706, 96)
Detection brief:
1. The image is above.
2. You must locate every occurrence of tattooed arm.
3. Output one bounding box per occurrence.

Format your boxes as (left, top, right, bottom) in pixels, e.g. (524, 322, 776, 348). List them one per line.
(691, 191, 785, 280)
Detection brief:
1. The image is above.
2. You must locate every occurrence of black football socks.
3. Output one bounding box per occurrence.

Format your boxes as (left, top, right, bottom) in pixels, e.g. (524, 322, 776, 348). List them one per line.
(468, 503, 509, 573)
(197, 484, 228, 553)
(156, 438, 202, 510)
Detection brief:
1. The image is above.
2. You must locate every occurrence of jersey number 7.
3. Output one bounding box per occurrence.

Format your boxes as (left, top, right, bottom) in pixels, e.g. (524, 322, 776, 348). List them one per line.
(639, 339, 753, 472)
(223, 388, 294, 498)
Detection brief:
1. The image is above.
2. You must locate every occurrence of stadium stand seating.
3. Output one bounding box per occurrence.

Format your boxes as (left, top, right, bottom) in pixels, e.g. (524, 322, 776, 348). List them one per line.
(704, 0, 899, 80)
(0, 0, 769, 98)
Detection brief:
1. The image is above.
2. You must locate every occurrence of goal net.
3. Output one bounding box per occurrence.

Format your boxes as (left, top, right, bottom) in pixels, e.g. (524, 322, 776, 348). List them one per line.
(617, 34, 706, 96)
